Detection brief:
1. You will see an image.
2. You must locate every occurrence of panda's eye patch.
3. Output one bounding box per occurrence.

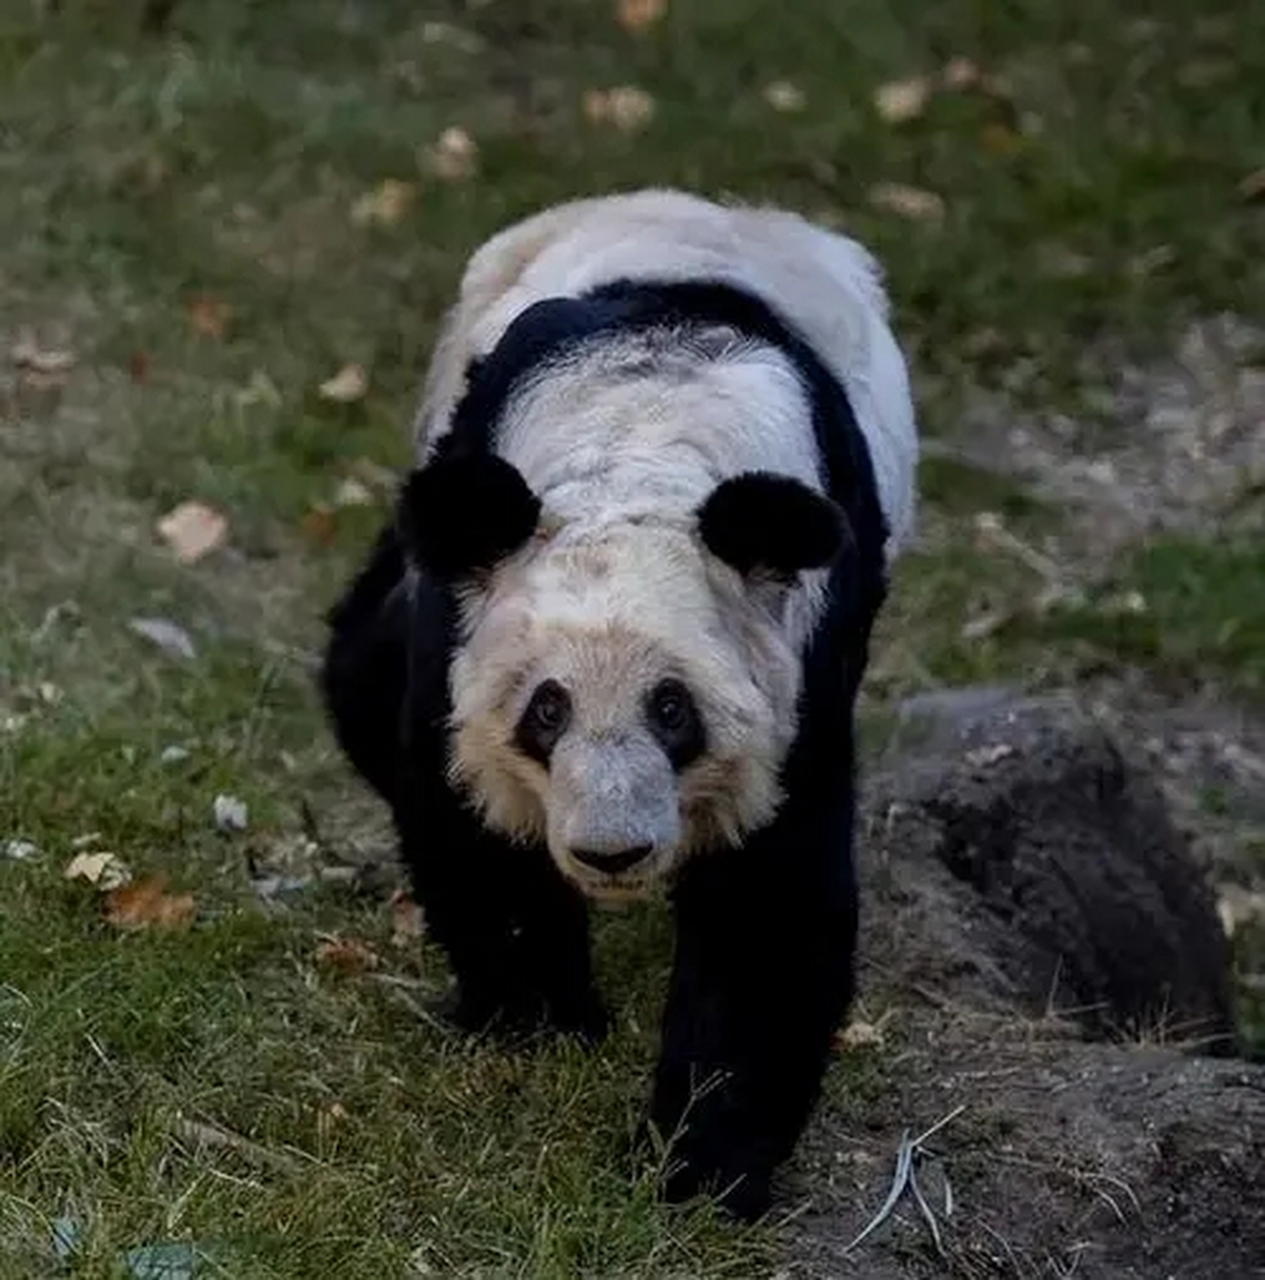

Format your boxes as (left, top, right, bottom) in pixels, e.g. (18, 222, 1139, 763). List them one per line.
(514, 679, 572, 765)
(645, 678, 705, 770)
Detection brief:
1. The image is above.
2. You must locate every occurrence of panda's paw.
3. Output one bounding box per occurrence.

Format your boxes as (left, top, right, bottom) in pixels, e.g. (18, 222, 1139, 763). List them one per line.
(632, 1119, 772, 1223)
(427, 983, 608, 1047)
(660, 1154, 772, 1224)
(546, 988, 610, 1045)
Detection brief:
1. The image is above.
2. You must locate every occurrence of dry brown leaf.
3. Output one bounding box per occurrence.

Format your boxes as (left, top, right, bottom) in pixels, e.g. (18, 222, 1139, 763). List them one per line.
(301, 505, 338, 546)
(941, 56, 981, 90)
(128, 350, 153, 384)
(874, 76, 930, 124)
(868, 182, 945, 221)
(187, 296, 232, 341)
(389, 888, 425, 947)
(11, 333, 76, 375)
(423, 126, 479, 181)
(315, 935, 380, 972)
(616, 0, 667, 32)
(583, 85, 656, 132)
(1240, 168, 1265, 203)
(64, 850, 132, 890)
(157, 500, 229, 564)
(763, 80, 806, 112)
(318, 363, 369, 403)
(105, 875, 196, 931)
(350, 178, 415, 228)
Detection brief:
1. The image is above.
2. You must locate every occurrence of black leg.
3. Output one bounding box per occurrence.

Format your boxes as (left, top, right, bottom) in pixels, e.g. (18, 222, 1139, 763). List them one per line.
(647, 796, 857, 1221)
(394, 791, 607, 1043)
(321, 523, 607, 1043)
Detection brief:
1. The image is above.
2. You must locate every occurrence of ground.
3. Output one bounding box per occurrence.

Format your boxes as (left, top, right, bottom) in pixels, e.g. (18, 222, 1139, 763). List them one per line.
(1, 2, 1263, 1276)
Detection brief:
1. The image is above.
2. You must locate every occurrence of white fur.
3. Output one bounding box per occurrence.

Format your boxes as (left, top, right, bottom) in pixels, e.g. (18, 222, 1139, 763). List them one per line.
(415, 188, 918, 558)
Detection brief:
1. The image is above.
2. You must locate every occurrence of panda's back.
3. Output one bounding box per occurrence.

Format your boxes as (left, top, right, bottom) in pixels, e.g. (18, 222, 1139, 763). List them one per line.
(416, 190, 917, 560)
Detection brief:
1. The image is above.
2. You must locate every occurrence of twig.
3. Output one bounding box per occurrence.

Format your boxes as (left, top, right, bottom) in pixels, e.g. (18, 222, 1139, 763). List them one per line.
(843, 1104, 966, 1256)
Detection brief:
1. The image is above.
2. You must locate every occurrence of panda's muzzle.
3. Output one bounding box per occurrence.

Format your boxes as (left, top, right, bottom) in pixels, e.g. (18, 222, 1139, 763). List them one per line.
(570, 843, 654, 874)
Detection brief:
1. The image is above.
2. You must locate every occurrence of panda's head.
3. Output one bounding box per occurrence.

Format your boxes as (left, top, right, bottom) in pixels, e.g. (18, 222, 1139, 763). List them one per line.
(399, 455, 847, 899)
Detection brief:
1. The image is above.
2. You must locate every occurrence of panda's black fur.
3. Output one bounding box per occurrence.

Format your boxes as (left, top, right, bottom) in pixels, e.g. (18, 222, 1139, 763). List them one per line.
(321, 276, 890, 1222)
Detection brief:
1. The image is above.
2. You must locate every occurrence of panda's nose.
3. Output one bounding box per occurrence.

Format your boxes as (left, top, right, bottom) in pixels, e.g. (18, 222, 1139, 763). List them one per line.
(570, 844, 654, 874)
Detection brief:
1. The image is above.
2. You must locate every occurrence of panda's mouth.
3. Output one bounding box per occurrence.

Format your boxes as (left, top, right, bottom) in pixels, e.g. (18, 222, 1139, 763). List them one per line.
(559, 850, 668, 902)
(570, 844, 654, 875)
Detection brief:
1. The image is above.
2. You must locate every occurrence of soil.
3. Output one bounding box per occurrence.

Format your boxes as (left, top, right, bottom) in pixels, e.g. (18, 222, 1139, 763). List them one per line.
(781, 693, 1265, 1278)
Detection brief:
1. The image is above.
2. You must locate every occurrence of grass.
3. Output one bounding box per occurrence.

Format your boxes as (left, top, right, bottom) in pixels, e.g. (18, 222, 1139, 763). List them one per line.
(2, 0, 1264, 1273)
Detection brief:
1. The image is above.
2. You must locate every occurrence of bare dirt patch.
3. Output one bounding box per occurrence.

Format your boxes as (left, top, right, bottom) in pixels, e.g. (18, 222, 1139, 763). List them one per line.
(786, 695, 1264, 1277)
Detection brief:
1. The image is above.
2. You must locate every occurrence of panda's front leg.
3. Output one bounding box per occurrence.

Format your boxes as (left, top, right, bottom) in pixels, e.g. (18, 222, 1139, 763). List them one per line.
(648, 802, 857, 1221)
(394, 787, 609, 1044)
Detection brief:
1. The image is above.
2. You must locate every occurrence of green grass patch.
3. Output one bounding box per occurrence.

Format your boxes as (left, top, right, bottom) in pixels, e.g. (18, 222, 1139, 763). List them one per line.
(1034, 536, 1265, 699)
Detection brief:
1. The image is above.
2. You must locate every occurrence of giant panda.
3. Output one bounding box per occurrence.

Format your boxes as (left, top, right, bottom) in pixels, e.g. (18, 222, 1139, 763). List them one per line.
(321, 189, 917, 1220)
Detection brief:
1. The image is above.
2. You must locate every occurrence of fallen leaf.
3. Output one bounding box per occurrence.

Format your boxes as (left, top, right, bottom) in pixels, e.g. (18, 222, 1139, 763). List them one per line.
(423, 127, 479, 181)
(333, 477, 374, 508)
(301, 505, 338, 546)
(213, 794, 248, 833)
(157, 500, 228, 564)
(159, 745, 191, 765)
(318, 363, 369, 404)
(11, 332, 76, 375)
(64, 851, 132, 890)
(616, 0, 667, 32)
(71, 832, 103, 850)
(583, 85, 656, 132)
(128, 350, 153, 383)
(105, 875, 197, 931)
(1240, 168, 1265, 203)
(315, 935, 380, 972)
(187, 295, 232, 341)
(390, 888, 425, 947)
(874, 76, 930, 124)
(350, 178, 415, 228)
(345, 457, 399, 498)
(2, 838, 40, 861)
(941, 56, 980, 90)
(868, 182, 945, 221)
(129, 616, 198, 661)
(763, 80, 806, 112)
(836, 1019, 885, 1051)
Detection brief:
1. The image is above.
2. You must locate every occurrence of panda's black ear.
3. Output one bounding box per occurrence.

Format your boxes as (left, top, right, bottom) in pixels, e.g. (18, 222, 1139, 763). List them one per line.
(398, 454, 541, 581)
(698, 472, 849, 578)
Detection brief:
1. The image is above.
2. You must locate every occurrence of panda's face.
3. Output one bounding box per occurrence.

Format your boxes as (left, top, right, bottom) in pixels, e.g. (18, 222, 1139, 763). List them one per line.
(447, 527, 797, 899)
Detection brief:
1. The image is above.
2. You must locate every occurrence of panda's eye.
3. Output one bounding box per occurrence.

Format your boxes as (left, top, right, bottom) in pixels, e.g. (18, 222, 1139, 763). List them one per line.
(646, 679, 704, 769)
(514, 679, 572, 765)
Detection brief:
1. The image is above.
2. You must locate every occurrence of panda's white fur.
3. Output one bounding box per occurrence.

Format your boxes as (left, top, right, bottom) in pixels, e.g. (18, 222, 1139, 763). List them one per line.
(411, 190, 917, 898)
